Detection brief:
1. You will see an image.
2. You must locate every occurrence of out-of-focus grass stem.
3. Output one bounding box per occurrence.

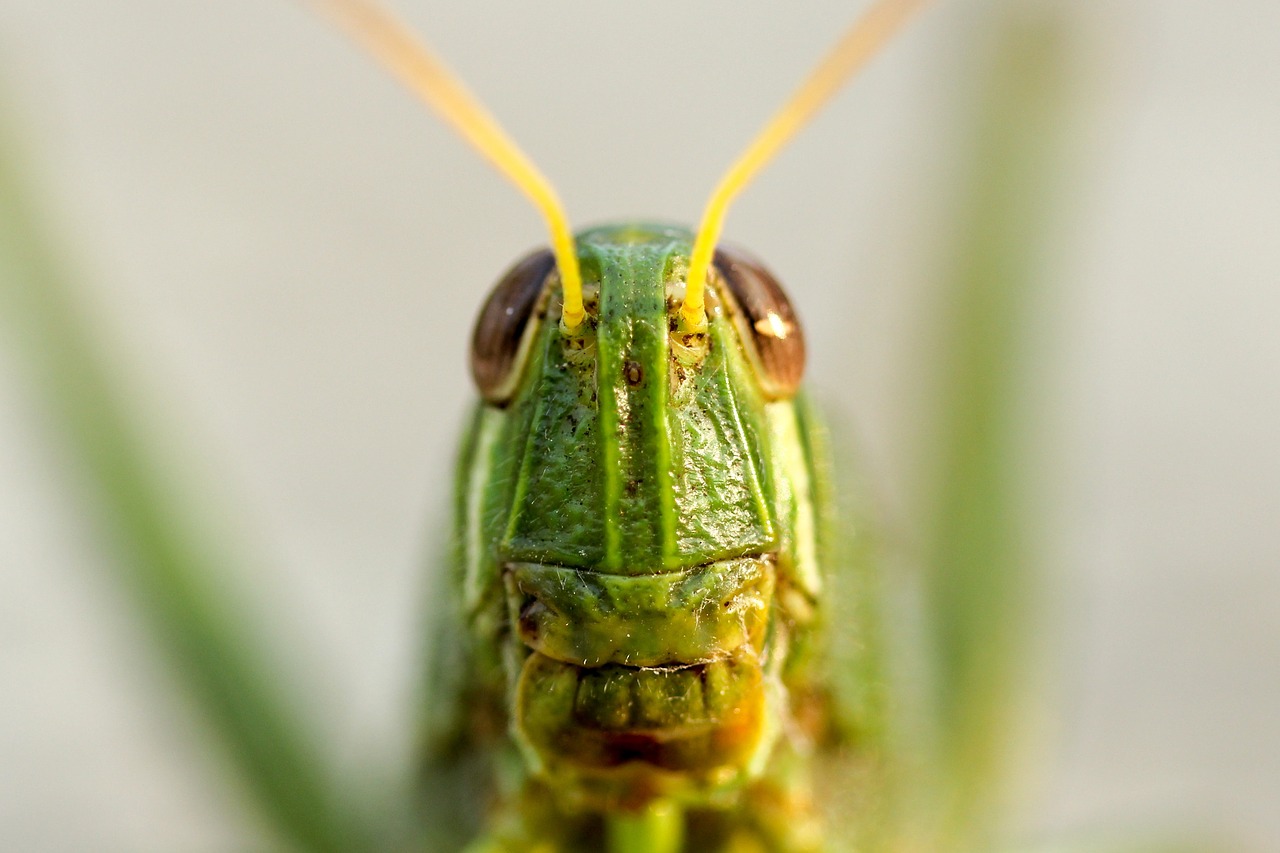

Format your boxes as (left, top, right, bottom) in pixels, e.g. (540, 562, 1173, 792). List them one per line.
(910, 6, 1075, 850)
(0, 102, 388, 853)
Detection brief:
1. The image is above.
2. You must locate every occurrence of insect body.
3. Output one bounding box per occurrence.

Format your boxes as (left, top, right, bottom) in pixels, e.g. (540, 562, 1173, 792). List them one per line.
(431, 223, 846, 850)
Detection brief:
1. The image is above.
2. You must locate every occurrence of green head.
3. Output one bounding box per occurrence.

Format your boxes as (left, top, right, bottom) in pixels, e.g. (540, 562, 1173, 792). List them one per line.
(471, 223, 805, 573)
(466, 222, 809, 805)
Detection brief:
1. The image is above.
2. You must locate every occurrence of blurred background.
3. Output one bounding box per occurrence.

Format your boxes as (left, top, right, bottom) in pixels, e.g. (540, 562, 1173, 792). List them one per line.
(0, 1, 1276, 850)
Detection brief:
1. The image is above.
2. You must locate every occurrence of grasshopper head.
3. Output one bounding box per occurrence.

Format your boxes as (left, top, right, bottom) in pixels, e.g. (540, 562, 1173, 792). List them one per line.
(468, 223, 811, 808)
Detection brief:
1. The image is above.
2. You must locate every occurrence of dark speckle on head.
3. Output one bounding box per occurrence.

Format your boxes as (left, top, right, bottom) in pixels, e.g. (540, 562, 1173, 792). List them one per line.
(624, 361, 644, 387)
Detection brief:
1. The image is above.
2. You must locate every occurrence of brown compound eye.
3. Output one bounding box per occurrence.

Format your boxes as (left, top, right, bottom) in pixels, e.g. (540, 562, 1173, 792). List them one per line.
(713, 246, 806, 400)
(470, 248, 556, 404)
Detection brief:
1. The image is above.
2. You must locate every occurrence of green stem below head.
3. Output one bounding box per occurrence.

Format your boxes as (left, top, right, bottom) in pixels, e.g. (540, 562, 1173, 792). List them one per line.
(606, 800, 684, 853)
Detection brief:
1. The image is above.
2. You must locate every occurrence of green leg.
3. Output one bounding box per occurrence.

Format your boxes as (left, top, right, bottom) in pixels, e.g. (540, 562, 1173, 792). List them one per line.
(606, 800, 683, 853)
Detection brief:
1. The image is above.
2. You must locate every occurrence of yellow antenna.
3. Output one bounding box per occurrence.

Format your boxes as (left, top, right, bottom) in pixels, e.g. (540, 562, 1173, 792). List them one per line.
(307, 0, 586, 329)
(682, 0, 932, 331)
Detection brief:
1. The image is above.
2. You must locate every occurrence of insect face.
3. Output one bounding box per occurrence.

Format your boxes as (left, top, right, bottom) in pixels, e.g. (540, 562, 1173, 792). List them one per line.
(456, 222, 825, 811)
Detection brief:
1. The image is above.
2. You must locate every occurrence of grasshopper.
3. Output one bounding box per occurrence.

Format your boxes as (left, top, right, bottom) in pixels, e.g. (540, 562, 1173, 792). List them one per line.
(299, 0, 929, 849)
(1, 1, 1099, 851)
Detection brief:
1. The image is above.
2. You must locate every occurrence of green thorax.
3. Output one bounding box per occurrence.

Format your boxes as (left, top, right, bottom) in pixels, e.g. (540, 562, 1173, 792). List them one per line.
(500, 223, 777, 575)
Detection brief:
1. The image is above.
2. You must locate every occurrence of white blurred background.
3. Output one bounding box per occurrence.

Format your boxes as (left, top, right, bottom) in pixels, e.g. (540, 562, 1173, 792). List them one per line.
(0, 1, 1276, 850)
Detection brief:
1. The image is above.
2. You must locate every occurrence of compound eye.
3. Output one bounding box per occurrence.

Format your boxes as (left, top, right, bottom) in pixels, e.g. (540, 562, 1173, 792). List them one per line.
(713, 246, 806, 399)
(471, 249, 556, 404)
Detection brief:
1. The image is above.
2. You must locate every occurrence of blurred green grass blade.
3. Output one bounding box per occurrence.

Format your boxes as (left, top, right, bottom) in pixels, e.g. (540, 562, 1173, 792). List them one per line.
(0, 109, 384, 851)
(916, 7, 1075, 846)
